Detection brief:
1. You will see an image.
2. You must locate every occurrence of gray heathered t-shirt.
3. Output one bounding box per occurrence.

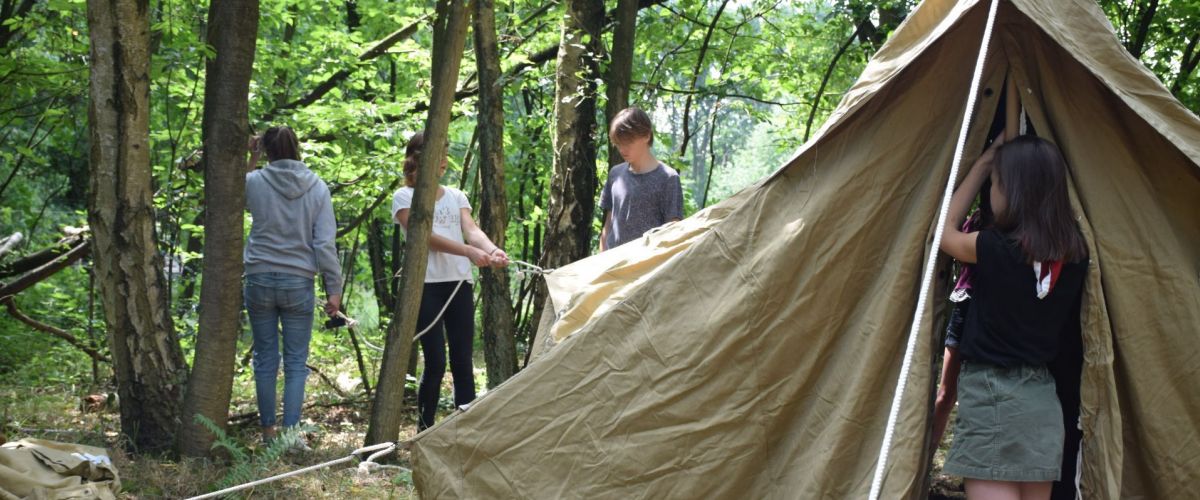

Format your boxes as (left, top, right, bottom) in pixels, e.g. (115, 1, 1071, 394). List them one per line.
(600, 162, 684, 250)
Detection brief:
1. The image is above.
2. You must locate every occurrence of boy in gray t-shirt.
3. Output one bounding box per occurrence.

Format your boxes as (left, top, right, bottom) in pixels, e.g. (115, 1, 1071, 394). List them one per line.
(600, 108, 684, 251)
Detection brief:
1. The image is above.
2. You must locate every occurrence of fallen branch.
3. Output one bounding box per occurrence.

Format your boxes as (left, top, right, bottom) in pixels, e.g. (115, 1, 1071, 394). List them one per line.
(2, 297, 109, 363)
(0, 232, 86, 279)
(0, 237, 89, 297)
(227, 399, 371, 426)
(306, 363, 353, 400)
(0, 232, 22, 261)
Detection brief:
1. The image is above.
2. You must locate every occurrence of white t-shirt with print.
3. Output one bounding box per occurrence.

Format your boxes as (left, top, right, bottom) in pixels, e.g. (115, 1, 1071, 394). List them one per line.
(390, 186, 473, 283)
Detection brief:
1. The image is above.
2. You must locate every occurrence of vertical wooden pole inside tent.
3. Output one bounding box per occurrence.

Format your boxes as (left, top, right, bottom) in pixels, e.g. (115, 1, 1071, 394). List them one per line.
(1005, 68, 1021, 138)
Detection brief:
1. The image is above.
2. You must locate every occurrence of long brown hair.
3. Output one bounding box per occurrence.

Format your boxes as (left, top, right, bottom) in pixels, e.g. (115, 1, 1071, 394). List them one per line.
(262, 126, 301, 162)
(992, 136, 1087, 262)
(403, 132, 425, 188)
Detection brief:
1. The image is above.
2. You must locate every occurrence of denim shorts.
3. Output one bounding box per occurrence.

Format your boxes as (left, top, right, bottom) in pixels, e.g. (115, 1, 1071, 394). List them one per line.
(944, 361, 1063, 481)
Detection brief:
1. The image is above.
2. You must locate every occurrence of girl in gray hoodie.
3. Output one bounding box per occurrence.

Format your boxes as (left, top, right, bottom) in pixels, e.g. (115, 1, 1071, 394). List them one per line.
(244, 126, 343, 446)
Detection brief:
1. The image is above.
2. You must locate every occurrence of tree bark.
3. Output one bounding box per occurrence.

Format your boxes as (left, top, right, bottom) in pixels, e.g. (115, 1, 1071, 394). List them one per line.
(86, 0, 189, 453)
(1125, 0, 1159, 59)
(365, 0, 470, 448)
(177, 0, 259, 458)
(367, 218, 394, 313)
(700, 99, 721, 208)
(541, 0, 603, 264)
(1171, 32, 1199, 95)
(473, 0, 516, 388)
(604, 0, 639, 166)
(532, 0, 605, 339)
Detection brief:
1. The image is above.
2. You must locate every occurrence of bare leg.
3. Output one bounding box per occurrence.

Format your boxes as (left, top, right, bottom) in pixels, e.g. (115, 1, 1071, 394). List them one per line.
(966, 479, 1021, 500)
(1018, 481, 1052, 500)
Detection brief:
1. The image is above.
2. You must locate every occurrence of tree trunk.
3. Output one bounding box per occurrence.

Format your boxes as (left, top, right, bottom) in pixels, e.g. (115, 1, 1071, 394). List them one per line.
(1125, 0, 1159, 59)
(1171, 32, 1199, 95)
(533, 0, 604, 332)
(473, 0, 516, 388)
(367, 218, 394, 313)
(678, 0, 729, 158)
(177, 0, 259, 458)
(604, 0, 638, 167)
(365, 0, 470, 447)
(86, 0, 189, 453)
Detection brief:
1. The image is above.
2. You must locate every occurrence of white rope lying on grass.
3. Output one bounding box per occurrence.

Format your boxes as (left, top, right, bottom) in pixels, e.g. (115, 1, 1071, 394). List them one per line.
(867, 0, 1000, 498)
(185, 442, 402, 500)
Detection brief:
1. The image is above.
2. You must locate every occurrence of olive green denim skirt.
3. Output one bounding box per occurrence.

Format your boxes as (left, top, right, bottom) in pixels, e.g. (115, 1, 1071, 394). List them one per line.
(944, 361, 1063, 482)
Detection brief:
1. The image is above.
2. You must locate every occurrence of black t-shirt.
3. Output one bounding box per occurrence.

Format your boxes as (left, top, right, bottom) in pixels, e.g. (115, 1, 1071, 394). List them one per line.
(960, 229, 1087, 366)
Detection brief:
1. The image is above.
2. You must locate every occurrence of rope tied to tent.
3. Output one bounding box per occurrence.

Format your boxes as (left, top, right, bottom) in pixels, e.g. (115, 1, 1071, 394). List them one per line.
(867, 0, 1001, 498)
(353, 259, 555, 353)
(509, 259, 554, 277)
(184, 442, 404, 500)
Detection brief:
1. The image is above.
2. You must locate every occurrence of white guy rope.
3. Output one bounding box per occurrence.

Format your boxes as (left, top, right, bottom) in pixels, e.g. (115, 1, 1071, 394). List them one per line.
(867, 0, 1001, 498)
(354, 259, 556, 353)
(185, 442, 397, 500)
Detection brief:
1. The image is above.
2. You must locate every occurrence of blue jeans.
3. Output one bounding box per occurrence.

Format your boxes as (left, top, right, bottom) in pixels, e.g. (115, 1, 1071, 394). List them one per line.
(245, 272, 315, 428)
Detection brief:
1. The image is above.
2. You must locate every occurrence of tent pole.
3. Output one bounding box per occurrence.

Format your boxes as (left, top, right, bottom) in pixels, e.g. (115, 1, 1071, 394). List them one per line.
(867, 0, 1001, 498)
(1006, 68, 1021, 138)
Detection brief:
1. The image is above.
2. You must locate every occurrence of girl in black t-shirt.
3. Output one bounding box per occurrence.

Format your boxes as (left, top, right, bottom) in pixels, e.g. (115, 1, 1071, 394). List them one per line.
(939, 133, 1088, 500)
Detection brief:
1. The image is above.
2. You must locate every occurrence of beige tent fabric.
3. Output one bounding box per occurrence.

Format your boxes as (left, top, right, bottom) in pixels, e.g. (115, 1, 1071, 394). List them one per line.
(0, 438, 120, 500)
(530, 191, 742, 358)
(413, 0, 1200, 497)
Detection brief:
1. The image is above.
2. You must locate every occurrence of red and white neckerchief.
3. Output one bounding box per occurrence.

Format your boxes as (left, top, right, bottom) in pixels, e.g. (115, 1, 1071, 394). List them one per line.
(1033, 260, 1063, 299)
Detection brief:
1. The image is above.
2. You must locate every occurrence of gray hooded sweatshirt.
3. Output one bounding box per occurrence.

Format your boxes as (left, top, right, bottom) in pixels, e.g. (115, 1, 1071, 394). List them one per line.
(244, 159, 343, 297)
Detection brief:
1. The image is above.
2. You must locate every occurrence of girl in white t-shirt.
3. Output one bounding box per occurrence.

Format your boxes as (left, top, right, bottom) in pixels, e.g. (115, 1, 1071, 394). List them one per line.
(391, 132, 509, 430)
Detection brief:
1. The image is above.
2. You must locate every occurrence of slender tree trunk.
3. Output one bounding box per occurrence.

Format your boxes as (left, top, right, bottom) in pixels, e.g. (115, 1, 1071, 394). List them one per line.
(367, 218, 393, 313)
(365, 0, 470, 447)
(86, 0, 189, 453)
(473, 0, 516, 387)
(1125, 0, 1159, 59)
(677, 0, 729, 158)
(176, 212, 205, 314)
(604, 0, 638, 167)
(804, 20, 864, 142)
(532, 0, 604, 335)
(177, 0, 259, 458)
(548, 0, 604, 267)
(700, 99, 720, 208)
(1171, 33, 1199, 95)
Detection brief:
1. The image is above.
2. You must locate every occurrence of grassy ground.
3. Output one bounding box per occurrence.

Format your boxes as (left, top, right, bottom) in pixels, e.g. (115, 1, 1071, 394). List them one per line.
(2, 383, 423, 499)
(0, 336, 501, 500)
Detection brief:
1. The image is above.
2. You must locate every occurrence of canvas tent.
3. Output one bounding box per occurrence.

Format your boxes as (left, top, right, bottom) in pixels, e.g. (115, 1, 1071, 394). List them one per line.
(411, 0, 1200, 497)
